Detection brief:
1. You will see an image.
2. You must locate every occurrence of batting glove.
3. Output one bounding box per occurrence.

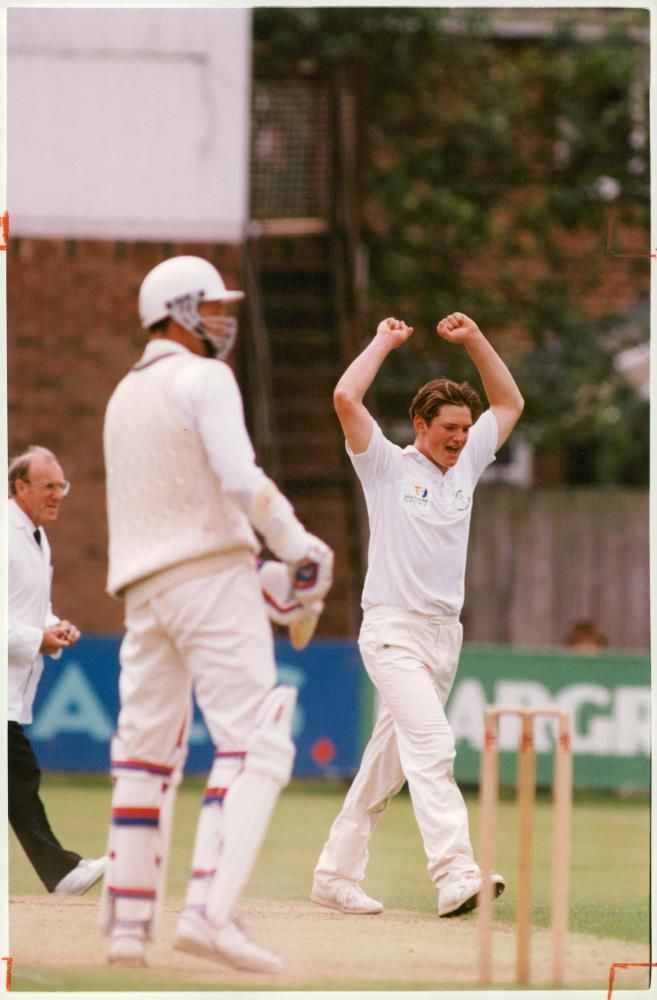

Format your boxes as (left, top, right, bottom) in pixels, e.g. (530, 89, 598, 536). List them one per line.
(289, 533, 334, 606)
(257, 559, 324, 650)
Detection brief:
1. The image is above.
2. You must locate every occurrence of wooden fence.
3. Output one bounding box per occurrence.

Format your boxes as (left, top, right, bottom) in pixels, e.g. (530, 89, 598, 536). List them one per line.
(463, 486, 650, 651)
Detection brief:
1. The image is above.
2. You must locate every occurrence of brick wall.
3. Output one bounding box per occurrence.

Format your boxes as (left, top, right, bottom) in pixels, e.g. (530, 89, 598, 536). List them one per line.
(8, 238, 243, 633)
(8, 232, 650, 642)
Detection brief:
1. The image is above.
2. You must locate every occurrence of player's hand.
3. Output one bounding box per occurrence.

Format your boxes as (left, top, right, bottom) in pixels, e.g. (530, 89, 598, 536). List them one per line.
(52, 620, 81, 645)
(376, 317, 414, 349)
(436, 312, 482, 346)
(40, 622, 79, 654)
(257, 559, 324, 649)
(290, 533, 334, 606)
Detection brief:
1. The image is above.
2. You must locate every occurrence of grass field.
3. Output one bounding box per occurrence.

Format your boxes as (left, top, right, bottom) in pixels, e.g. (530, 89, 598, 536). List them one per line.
(8, 774, 652, 991)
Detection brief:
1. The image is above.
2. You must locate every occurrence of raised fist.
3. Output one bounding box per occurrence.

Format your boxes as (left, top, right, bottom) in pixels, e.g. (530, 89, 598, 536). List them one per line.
(436, 312, 481, 345)
(376, 317, 414, 349)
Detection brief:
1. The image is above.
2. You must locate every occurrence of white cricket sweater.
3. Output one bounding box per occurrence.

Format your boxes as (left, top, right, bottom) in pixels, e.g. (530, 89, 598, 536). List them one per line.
(104, 345, 259, 599)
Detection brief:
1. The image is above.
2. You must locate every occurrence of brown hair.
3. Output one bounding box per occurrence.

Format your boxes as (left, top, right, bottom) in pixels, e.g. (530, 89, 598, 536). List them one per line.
(8, 445, 57, 497)
(409, 378, 483, 425)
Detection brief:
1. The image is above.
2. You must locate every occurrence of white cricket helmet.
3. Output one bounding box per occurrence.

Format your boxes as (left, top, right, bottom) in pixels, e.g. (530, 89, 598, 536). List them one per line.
(138, 255, 245, 359)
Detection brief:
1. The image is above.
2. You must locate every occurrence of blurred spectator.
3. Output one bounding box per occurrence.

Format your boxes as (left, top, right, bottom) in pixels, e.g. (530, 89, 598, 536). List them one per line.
(565, 619, 608, 653)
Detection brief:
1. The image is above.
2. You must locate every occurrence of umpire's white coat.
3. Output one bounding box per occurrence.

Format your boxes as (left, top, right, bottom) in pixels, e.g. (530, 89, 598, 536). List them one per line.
(8, 499, 61, 724)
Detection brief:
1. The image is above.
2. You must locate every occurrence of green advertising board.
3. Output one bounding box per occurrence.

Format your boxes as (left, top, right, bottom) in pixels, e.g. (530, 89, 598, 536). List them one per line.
(447, 646, 650, 791)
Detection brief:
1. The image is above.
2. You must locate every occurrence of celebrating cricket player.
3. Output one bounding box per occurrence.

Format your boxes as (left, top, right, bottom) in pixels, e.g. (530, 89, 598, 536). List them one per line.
(311, 312, 524, 918)
(101, 255, 333, 972)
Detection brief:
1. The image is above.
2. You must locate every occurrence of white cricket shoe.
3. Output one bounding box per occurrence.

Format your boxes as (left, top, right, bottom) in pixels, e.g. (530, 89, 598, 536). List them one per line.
(108, 925, 147, 968)
(438, 871, 505, 917)
(310, 879, 384, 914)
(54, 856, 108, 896)
(174, 910, 283, 974)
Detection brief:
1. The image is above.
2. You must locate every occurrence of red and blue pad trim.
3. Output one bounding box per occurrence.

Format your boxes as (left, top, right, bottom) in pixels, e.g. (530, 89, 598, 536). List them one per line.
(214, 750, 246, 761)
(111, 758, 174, 778)
(112, 807, 160, 827)
(107, 886, 157, 901)
(202, 786, 227, 806)
(191, 868, 217, 880)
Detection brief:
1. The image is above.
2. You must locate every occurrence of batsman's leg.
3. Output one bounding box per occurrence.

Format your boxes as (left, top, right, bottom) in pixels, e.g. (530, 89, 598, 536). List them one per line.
(208, 684, 296, 925)
(174, 685, 296, 972)
(164, 562, 292, 972)
(100, 711, 189, 960)
(100, 754, 169, 967)
(182, 749, 246, 916)
(150, 716, 189, 936)
(179, 687, 297, 925)
(100, 590, 194, 966)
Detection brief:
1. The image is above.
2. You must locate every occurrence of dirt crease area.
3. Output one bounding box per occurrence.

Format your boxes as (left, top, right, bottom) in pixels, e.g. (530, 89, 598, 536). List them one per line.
(9, 895, 651, 990)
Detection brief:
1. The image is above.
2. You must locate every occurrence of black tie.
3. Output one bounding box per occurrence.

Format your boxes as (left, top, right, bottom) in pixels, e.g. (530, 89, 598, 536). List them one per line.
(33, 528, 41, 547)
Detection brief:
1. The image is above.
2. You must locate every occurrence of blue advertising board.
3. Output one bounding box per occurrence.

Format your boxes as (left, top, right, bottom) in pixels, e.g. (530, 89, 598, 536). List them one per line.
(29, 635, 363, 778)
(26, 637, 650, 791)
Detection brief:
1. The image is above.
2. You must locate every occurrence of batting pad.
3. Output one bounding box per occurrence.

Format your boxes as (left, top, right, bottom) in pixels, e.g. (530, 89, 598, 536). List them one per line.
(184, 751, 246, 914)
(149, 737, 188, 936)
(206, 685, 297, 926)
(100, 767, 166, 935)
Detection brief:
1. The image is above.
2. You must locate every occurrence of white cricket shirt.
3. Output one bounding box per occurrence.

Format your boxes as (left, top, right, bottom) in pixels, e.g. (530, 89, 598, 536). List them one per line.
(349, 409, 498, 616)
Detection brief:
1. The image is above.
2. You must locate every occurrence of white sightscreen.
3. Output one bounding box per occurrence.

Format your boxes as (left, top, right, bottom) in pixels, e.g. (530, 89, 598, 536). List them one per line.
(8, 8, 251, 243)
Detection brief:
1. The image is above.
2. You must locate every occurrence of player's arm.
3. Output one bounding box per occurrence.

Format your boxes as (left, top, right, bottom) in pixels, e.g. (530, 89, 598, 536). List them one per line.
(436, 312, 524, 450)
(334, 317, 414, 454)
(183, 362, 333, 603)
(7, 617, 72, 658)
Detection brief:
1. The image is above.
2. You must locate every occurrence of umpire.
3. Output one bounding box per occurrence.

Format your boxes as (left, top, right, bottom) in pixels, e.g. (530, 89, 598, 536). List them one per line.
(8, 446, 107, 895)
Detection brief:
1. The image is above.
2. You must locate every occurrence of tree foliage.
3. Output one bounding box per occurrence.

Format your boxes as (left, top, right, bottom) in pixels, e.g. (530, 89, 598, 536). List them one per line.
(253, 8, 650, 485)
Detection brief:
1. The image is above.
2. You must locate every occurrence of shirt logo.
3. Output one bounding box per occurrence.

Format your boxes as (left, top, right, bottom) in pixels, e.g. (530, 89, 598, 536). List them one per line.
(441, 482, 472, 513)
(403, 483, 430, 507)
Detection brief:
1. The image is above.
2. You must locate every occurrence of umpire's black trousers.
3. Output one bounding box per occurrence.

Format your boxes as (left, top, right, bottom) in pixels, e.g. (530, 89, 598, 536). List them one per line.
(8, 721, 81, 892)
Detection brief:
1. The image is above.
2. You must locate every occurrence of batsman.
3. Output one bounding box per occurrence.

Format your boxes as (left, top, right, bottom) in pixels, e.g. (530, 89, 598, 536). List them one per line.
(311, 312, 524, 919)
(101, 255, 333, 972)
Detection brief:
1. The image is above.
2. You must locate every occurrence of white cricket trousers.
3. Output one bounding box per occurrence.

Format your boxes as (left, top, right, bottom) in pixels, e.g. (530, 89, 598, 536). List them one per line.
(117, 560, 277, 759)
(105, 560, 279, 928)
(314, 606, 479, 890)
